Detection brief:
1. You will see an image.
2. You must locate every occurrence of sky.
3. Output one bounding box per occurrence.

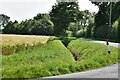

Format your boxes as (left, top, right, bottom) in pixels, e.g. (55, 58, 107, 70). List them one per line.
(0, 0, 99, 22)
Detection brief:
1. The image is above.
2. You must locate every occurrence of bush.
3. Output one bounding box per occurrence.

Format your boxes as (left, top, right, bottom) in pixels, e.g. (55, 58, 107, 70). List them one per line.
(76, 29, 87, 38)
(76, 30, 83, 37)
(66, 30, 73, 37)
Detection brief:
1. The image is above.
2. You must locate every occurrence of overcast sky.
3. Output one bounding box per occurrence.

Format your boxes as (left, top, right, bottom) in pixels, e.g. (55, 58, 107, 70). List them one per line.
(0, 0, 99, 22)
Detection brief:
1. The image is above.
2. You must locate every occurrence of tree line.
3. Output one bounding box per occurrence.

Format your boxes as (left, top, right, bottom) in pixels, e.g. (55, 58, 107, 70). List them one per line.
(0, 14, 54, 35)
(0, 1, 120, 42)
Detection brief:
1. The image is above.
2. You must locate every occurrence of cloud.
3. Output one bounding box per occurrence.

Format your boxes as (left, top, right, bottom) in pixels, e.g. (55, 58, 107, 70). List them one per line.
(78, 0, 99, 12)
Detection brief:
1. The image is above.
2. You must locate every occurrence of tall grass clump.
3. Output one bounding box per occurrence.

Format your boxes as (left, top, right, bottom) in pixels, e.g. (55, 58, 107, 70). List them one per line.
(1, 34, 49, 55)
(2, 42, 43, 55)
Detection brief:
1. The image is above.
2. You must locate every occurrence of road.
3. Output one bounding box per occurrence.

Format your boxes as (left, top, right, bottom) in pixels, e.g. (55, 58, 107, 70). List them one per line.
(30, 39, 119, 79)
(43, 63, 119, 78)
(80, 38, 120, 49)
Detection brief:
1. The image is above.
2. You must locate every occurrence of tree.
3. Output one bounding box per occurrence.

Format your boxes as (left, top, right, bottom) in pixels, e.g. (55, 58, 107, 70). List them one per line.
(31, 19, 53, 35)
(32, 13, 54, 35)
(118, 17, 120, 42)
(3, 20, 20, 34)
(92, 2, 110, 38)
(80, 10, 90, 36)
(12, 20, 21, 34)
(0, 14, 10, 33)
(3, 21, 13, 34)
(112, 2, 120, 23)
(68, 22, 79, 36)
(0, 14, 10, 27)
(78, 10, 95, 37)
(34, 13, 50, 21)
(91, 2, 120, 39)
(50, 2, 80, 36)
(92, 2, 120, 25)
(20, 19, 35, 34)
(86, 12, 95, 37)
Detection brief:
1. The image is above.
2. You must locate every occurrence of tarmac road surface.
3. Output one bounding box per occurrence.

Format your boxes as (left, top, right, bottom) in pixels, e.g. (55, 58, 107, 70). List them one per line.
(43, 63, 119, 78)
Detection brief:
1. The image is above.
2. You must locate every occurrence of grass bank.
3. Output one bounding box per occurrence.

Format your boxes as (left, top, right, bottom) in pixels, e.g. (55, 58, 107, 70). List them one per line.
(67, 39, 119, 72)
(2, 40, 75, 78)
(2, 36, 119, 78)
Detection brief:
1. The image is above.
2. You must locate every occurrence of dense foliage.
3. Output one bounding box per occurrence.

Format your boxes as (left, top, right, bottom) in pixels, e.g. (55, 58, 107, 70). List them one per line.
(0, 1, 120, 42)
(2, 14, 54, 35)
(50, 2, 81, 36)
(92, 2, 120, 41)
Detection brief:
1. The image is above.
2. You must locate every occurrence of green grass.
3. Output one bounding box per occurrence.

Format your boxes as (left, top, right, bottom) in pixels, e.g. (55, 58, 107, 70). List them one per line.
(2, 40, 75, 78)
(67, 39, 119, 71)
(2, 39, 119, 78)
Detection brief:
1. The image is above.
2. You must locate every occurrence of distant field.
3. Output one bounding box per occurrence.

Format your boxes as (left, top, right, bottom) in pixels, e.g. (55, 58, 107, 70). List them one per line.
(1, 34, 50, 46)
(1, 34, 50, 55)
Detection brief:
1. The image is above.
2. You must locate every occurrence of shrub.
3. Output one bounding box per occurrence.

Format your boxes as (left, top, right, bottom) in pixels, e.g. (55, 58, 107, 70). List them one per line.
(76, 29, 87, 38)
(76, 30, 83, 37)
(66, 30, 73, 37)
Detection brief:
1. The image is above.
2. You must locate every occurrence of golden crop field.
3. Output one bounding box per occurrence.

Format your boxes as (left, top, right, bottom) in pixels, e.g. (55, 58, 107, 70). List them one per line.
(0, 34, 50, 46)
(0, 34, 50, 55)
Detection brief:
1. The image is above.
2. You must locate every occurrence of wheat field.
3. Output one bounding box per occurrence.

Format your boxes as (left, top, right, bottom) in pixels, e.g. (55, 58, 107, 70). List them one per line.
(0, 34, 50, 55)
(0, 34, 50, 46)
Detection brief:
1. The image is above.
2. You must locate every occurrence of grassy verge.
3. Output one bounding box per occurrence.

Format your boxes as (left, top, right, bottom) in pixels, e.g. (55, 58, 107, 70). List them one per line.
(67, 39, 119, 72)
(2, 40, 75, 78)
(2, 36, 119, 78)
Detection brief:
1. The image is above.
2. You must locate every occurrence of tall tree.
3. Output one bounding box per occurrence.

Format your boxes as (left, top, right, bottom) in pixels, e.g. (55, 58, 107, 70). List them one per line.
(33, 13, 51, 21)
(50, 2, 80, 36)
(86, 12, 95, 37)
(0, 14, 10, 33)
(118, 17, 120, 42)
(3, 21, 13, 34)
(32, 14, 54, 35)
(3, 20, 20, 34)
(91, 2, 120, 38)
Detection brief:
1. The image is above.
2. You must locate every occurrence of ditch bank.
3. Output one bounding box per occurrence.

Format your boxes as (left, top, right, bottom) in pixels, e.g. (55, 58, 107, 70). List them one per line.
(2, 36, 119, 78)
(48, 36, 78, 61)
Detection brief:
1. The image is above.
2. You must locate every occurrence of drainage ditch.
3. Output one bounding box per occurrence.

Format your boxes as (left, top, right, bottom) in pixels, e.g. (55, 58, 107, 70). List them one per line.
(60, 38, 79, 61)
